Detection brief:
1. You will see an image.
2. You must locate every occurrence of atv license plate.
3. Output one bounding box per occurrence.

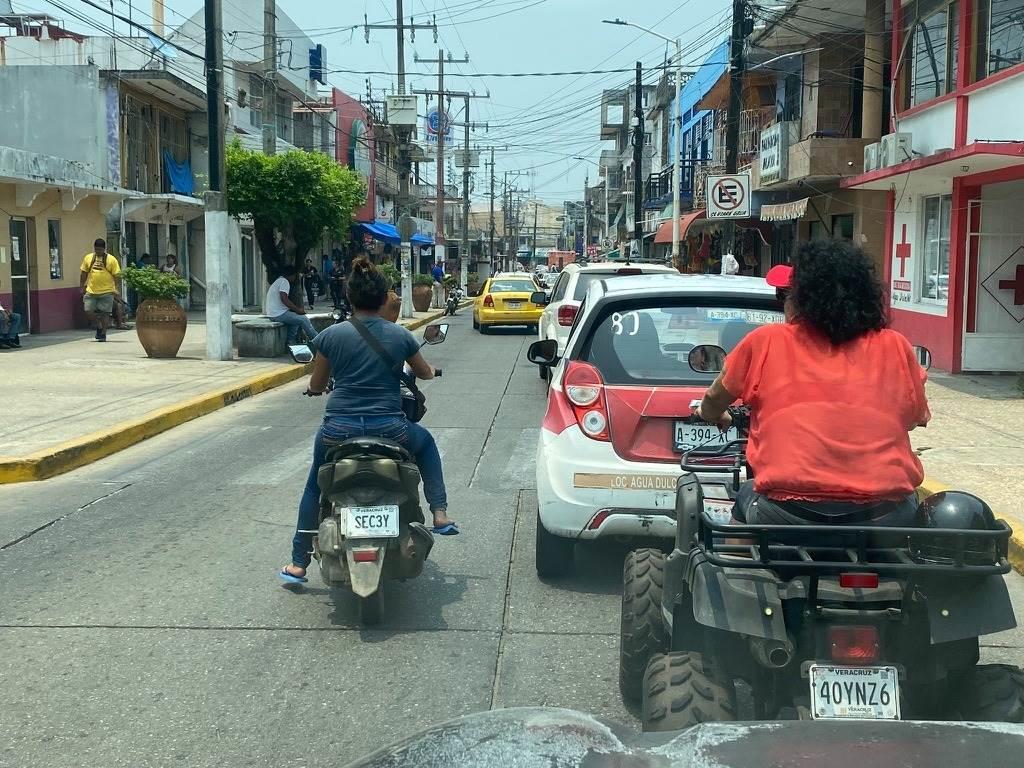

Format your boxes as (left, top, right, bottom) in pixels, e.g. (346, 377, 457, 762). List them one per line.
(343, 505, 400, 539)
(809, 665, 900, 720)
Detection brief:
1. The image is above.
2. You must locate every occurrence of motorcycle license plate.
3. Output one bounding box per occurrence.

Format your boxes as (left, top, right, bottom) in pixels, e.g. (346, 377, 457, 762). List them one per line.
(809, 665, 900, 720)
(674, 421, 739, 452)
(342, 505, 400, 539)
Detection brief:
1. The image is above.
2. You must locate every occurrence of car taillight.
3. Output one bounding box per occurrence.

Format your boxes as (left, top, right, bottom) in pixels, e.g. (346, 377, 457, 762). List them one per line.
(557, 304, 578, 326)
(483, 294, 494, 308)
(829, 625, 880, 665)
(563, 361, 609, 441)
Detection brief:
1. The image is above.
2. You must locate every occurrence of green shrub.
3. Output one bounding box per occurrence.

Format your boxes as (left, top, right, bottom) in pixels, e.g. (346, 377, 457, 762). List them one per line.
(122, 266, 189, 300)
(413, 273, 435, 287)
(377, 262, 400, 290)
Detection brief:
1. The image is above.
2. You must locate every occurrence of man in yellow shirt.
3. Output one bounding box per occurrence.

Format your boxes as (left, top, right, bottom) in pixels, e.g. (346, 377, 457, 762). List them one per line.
(79, 238, 122, 342)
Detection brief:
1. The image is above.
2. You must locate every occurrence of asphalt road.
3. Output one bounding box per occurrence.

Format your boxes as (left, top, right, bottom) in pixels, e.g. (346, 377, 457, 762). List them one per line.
(2, 313, 1024, 767)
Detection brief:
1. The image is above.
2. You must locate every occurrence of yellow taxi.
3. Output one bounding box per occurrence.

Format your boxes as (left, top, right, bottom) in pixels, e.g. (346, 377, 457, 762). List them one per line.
(472, 273, 544, 333)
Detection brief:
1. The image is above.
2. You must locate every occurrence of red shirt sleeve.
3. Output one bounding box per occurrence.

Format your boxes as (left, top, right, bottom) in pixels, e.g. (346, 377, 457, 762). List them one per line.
(721, 329, 760, 401)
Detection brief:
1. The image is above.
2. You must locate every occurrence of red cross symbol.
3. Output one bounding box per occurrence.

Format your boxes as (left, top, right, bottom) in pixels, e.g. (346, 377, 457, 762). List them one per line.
(895, 224, 912, 278)
(998, 264, 1024, 306)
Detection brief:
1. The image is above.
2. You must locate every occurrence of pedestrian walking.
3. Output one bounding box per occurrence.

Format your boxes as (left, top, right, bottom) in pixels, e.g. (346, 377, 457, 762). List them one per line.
(431, 262, 445, 309)
(79, 238, 122, 342)
(0, 278, 22, 349)
(303, 257, 320, 309)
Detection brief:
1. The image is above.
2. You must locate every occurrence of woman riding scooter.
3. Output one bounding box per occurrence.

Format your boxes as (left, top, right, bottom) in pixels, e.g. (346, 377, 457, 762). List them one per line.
(280, 258, 457, 585)
(696, 240, 931, 527)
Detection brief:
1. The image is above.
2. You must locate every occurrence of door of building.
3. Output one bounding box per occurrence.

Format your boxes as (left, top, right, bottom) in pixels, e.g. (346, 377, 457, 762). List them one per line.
(9, 218, 32, 333)
(241, 233, 256, 307)
(963, 187, 1024, 371)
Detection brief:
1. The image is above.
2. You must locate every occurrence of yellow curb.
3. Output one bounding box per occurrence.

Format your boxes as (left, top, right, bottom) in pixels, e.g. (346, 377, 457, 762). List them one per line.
(0, 311, 453, 485)
(918, 478, 1024, 576)
(0, 362, 311, 485)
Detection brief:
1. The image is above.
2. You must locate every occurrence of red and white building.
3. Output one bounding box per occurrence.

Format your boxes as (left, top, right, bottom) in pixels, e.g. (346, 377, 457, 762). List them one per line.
(844, 0, 1024, 372)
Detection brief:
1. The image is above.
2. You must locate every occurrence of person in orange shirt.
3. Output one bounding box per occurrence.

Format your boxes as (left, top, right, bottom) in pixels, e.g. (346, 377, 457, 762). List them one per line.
(697, 241, 931, 526)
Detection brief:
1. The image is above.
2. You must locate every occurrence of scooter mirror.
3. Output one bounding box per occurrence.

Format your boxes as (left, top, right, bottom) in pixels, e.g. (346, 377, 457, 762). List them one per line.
(289, 344, 314, 364)
(688, 344, 727, 374)
(913, 345, 933, 370)
(423, 323, 449, 345)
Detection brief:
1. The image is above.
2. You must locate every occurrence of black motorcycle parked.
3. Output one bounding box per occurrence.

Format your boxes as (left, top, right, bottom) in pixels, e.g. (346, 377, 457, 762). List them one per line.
(619, 343, 1024, 731)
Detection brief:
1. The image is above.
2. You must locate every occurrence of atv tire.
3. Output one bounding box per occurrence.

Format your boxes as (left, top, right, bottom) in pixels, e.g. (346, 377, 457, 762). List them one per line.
(535, 513, 574, 578)
(641, 651, 736, 732)
(619, 549, 669, 702)
(949, 664, 1024, 722)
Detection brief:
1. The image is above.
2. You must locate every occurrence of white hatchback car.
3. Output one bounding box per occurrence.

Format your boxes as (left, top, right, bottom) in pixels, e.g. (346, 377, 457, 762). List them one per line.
(527, 273, 785, 577)
(534, 262, 678, 381)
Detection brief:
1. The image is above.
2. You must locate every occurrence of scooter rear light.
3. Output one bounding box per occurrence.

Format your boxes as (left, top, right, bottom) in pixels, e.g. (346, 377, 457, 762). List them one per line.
(352, 549, 379, 563)
(829, 625, 880, 665)
(557, 304, 578, 326)
(483, 294, 495, 308)
(839, 573, 879, 589)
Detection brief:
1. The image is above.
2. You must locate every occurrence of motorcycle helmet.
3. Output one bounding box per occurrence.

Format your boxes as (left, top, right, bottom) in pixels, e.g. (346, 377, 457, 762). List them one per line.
(913, 491, 999, 565)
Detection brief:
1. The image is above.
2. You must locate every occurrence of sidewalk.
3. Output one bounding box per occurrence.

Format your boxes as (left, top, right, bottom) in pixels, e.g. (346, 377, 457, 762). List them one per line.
(913, 372, 1024, 571)
(0, 308, 449, 483)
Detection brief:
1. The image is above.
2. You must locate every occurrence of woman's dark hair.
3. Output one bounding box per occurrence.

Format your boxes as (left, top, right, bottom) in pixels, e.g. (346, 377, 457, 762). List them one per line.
(791, 239, 887, 345)
(346, 256, 389, 310)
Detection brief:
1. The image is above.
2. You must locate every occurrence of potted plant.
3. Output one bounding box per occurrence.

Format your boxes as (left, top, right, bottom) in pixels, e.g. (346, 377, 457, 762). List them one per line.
(122, 266, 190, 358)
(412, 273, 434, 312)
(378, 262, 401, 291)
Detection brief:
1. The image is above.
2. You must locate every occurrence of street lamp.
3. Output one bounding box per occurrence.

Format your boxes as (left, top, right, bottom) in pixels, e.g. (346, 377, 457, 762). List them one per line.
(602, 18, 682, 269)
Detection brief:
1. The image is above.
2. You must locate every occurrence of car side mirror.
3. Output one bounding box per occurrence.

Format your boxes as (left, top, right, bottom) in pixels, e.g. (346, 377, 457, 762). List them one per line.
(913, 345, 932, 370)
(527, 338, 559, 366)
(289, 344, 314, 364)
(531, 291, 549, 306)
(687, 344, 726, 374)
(423, 323, 449, 344)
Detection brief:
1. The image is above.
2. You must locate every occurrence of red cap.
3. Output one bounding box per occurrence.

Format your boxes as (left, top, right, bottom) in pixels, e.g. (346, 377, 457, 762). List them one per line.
(765, 264, 794, 289)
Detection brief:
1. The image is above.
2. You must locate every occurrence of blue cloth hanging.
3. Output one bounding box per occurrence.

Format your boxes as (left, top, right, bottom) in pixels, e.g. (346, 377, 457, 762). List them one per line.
(162, 151, 194, 196)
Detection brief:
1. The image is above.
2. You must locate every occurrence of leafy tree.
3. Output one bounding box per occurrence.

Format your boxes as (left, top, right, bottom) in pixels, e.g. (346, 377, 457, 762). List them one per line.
(226, 141, 366, 284)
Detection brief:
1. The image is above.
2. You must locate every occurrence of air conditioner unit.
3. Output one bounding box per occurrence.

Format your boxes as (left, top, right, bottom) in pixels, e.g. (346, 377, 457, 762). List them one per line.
(880, 132, 913, 167)
(863, 142, 881, 172)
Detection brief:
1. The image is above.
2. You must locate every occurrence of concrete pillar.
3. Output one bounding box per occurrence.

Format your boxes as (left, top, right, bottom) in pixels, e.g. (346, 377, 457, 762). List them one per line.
(862, 0, 886, 140)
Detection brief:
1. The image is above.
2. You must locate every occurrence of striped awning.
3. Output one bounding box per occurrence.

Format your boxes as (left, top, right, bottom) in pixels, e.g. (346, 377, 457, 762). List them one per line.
(759, 198, 810, 222)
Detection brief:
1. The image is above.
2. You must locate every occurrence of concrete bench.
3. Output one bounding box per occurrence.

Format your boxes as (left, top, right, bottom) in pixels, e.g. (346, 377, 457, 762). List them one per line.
(236, 318, 287, 358)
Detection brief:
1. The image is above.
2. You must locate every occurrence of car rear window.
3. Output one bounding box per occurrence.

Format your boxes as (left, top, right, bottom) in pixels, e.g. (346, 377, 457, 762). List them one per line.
(571, 270, 661, 301)
(489, 279, 535, 293)
(581, 303, 785, 385)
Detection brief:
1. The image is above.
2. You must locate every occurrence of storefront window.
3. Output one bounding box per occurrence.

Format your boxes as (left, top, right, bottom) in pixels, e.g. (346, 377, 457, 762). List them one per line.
(904, 0, 959, 106)
(978, 0, 1024, 78)
(832, 214, 854, 241)
(921, 195, 951, 304)
(47, 219, 62, 280)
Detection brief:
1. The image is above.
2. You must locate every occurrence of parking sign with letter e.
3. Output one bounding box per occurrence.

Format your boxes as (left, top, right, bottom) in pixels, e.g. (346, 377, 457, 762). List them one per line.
(707, 174, 751, 219)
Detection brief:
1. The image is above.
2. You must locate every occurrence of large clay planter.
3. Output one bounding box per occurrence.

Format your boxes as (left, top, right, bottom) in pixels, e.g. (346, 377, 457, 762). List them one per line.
(135, 298, 187, 358)
(411, 284, 433, 313)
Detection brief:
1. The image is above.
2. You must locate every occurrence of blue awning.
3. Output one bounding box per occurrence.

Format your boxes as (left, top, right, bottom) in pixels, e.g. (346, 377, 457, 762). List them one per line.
(411, 232, 433, 246)
(359, 221, 400, 243)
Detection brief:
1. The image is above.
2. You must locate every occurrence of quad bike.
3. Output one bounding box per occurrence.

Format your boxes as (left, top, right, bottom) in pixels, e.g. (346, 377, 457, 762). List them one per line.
(619, 347, 1024, 731)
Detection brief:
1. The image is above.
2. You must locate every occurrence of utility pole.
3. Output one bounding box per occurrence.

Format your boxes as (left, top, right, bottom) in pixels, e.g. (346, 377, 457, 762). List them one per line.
(583, 173, 589, 258)
(531, 198, 539, 263)
(365, 3, 437, 318)
(723, 0, 748, 256)
(488, 147, 495, 275)
(204, 0, 231, 360)
(632, 61, 644, 262)
(460, 98, 470, 294)
(262, 0, 277, 155)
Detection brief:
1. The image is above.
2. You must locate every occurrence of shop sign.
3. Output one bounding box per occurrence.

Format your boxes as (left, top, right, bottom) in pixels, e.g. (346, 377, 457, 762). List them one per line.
(891, 223, 914, 304)
(707, 173, 751, 219)
(759, 121, 793, 186)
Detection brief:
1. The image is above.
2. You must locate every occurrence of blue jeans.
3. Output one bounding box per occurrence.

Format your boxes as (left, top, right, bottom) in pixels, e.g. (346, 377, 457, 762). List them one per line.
(291, 415, 449, 568)
(1, 311, 21, 339)
(272, 310, 316, 344)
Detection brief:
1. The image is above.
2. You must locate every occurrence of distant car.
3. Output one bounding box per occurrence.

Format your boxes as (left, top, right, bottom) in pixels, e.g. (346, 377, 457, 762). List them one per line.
(472, 272, 544, 333)
(526, 274, 785, 577)
(533, 262, 678, 381)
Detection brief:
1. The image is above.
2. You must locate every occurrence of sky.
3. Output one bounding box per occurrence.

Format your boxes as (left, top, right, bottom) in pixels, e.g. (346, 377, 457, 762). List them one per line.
(19, 0, 734, 205)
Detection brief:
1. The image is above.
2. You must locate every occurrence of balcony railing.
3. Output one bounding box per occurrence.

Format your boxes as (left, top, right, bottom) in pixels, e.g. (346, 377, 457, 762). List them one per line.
(375, 159, 400, 195)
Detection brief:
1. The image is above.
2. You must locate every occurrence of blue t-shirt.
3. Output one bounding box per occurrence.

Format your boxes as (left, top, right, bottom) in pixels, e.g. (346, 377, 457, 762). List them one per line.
(313, 317, 420, 417)
(431, 265, 444, 282)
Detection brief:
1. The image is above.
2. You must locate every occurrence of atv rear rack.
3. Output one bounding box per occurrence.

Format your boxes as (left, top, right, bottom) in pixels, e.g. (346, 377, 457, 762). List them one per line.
(697, 513, 1012, 577)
